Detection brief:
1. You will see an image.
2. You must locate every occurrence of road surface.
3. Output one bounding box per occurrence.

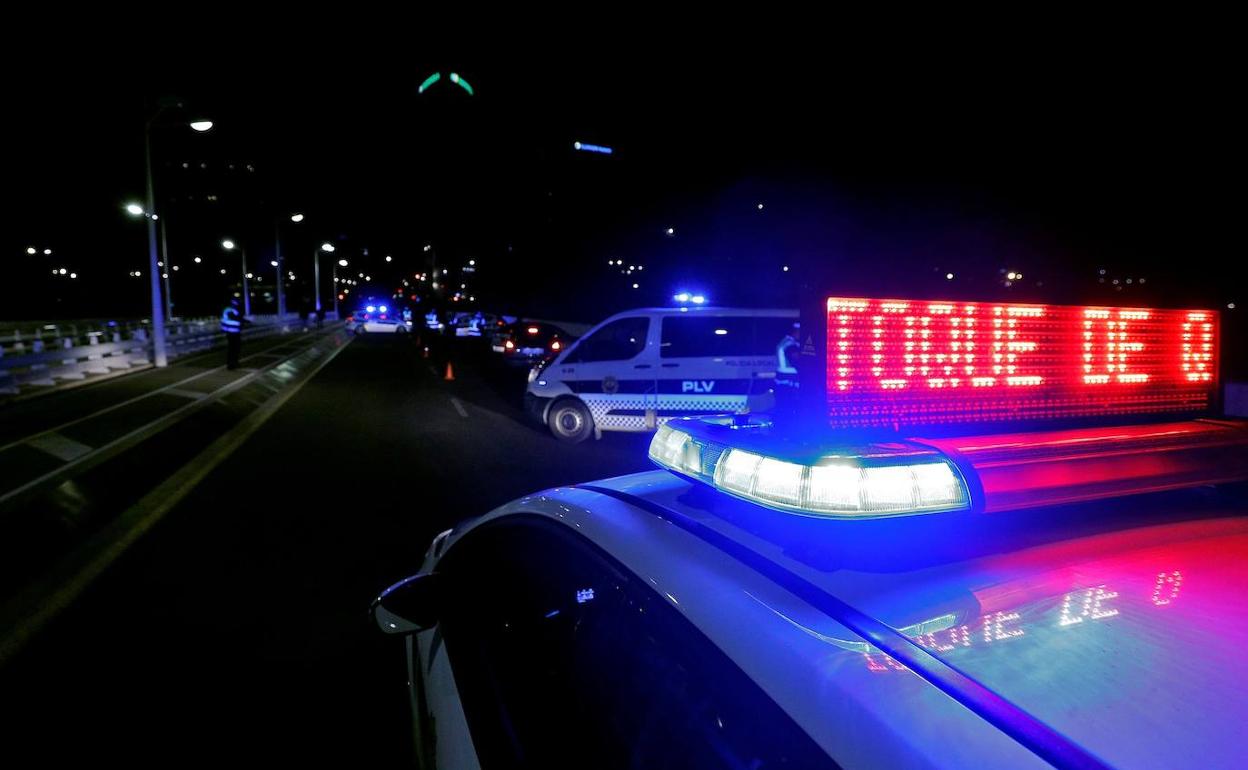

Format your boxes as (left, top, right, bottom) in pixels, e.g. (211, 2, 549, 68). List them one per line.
(0, 333, 652, 763)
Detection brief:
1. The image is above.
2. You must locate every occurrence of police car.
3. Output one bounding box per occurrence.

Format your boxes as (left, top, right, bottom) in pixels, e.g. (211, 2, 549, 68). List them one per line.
(374, 295, 1247, 769)
(525, 307, 798, 442)
(350, 304, 411, 335)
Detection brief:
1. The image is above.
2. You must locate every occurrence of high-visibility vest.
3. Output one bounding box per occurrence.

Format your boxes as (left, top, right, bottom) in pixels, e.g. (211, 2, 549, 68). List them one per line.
(221, 306, 242, 333)
(776, 334, 799, 386)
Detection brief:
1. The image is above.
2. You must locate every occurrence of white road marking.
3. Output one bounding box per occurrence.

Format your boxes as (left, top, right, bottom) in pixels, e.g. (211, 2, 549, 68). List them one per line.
(451, 397, 469, 418)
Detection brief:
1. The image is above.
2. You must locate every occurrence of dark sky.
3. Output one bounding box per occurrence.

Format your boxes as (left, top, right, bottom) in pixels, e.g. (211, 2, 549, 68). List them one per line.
(5, 24, 1242, 322)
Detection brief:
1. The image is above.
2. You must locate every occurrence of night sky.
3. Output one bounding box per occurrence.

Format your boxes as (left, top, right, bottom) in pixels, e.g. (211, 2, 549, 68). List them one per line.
(6, 28, 1241, 337)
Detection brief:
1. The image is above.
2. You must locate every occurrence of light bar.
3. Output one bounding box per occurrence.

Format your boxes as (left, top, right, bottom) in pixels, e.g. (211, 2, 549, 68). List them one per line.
(649, 420, 971, 518)
(824, 297, 1219, 429)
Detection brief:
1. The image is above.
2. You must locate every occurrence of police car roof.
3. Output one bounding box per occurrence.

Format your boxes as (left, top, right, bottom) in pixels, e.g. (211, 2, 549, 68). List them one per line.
(432, 469, 1247, 769)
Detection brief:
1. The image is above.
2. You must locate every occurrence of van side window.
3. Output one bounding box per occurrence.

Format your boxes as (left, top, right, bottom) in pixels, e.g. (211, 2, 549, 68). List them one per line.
(567, 317, 649, 362)
(661, 316, 790, 358)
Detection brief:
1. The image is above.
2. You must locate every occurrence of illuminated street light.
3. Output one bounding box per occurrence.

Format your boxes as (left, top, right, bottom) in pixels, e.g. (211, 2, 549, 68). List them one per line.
(70, 272, 77, 279)
(193, 256, 201, 264)
(42, 249, 51, 255)
(385, 255, 392, 262)
(947, 272, 955, 280)
(222, 239, 251, 316)
(271, 260, 279, 267)
(665, 227, 675, 236)
(125, 203, 145, 216)
(137, 107, 213, 365)
(338, 259, 348, 267)
(290, 213, 305, 223)
(26, 246, 36, 255)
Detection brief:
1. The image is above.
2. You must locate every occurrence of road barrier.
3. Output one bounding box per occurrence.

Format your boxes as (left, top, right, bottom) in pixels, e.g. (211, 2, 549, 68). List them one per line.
(0, 313, 334, 397)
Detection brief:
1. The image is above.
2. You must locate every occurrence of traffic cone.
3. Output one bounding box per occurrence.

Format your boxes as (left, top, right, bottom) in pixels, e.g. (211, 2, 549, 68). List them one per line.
(444, 362, 455, 381)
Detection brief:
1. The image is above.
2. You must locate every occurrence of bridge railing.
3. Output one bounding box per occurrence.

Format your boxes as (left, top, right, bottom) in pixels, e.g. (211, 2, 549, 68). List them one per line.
(0, 313, 336, 396)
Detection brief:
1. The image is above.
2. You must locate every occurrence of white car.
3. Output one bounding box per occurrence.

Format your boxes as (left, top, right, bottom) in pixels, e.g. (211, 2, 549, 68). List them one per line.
(374, 293, 1247, 769)
(350, 305, 410, 335)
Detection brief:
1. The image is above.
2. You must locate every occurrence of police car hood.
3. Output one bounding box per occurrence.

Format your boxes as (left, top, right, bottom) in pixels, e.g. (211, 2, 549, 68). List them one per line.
(600, 472, 1248, 769)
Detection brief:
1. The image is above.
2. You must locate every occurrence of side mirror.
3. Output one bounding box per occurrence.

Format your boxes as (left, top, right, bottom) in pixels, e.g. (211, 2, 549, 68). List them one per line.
(372, 572, 444, 634)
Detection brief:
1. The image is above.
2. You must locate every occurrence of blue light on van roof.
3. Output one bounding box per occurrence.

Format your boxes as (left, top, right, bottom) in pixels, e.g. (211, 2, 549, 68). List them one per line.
(649, 417, 971, 519)
(366, 305, 377, 313)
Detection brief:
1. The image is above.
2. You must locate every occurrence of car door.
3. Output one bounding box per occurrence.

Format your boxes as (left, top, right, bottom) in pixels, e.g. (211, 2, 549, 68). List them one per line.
(656, 314, 790, 422)
(554, 315, 656, 431)
(434, 518, 833, 769)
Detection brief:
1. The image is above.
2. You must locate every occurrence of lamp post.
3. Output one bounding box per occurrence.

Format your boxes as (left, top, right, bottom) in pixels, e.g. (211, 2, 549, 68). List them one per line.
(273, 212, 303, 317)
(315, 242, 334, 315)
(222, 240, 250, 316)
(130, 106, 212, 367)
(335, 257, 348, 317)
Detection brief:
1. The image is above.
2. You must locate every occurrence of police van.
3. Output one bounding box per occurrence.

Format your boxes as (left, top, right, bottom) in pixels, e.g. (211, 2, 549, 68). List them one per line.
(375, 293, 1248, 769)
(524, 307, 798, 442)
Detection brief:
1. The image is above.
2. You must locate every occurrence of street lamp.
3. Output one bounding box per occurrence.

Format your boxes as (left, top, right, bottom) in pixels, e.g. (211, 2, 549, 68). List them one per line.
(136, 103, 213, 367)
(125, 201, 174, 329)
(332, 257, 349, 317)
(222, 239, 250, 316)
(315, 242, 334, 315)
(290, 213, 305, 223)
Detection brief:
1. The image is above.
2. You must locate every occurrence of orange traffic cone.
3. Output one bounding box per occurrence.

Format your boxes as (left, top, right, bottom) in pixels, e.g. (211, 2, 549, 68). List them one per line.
(444, 362, 455, 381)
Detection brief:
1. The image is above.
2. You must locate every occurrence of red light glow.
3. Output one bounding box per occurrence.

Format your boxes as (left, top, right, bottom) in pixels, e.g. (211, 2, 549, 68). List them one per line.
(826, 298, 1219, 428)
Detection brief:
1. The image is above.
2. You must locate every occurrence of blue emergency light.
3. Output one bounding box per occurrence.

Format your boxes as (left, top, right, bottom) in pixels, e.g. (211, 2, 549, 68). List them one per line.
(649, 417, 971, 519)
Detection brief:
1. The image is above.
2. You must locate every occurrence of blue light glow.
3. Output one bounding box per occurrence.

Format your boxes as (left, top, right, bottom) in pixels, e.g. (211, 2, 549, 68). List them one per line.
(673, 292, 691, 303)
(379, 305, 388, 313)
(366, 305, 376, 313)
(690, 295, 706, 305)
(573, 141, 613, 155)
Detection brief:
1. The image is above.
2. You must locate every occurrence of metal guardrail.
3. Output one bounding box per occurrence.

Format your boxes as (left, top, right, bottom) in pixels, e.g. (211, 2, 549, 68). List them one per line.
(0, 314, 334, 396)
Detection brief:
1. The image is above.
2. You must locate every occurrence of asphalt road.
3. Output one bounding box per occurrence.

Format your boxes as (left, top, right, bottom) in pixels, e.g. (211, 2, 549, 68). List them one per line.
(0, 333, 653, 764)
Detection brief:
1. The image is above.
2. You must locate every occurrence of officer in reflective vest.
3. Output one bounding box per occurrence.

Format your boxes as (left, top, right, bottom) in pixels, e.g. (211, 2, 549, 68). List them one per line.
(774, 322, 801, 418)
(221, 298, 243, 370)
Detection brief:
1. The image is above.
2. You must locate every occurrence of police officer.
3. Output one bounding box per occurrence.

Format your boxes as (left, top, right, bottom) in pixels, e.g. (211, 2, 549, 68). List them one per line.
(774, 321, 801, 419)
(221, 297, 243, 370)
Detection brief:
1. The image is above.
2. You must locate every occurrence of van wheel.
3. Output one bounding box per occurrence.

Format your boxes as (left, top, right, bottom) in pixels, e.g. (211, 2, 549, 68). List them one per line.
(548, 399, 594, 443)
